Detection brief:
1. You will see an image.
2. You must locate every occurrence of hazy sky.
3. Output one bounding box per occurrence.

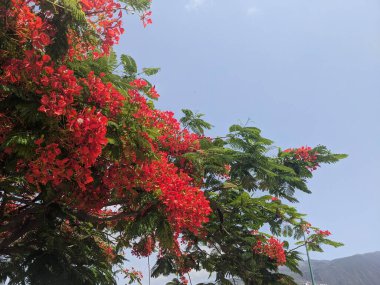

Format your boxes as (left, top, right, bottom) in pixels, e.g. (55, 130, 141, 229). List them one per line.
(115, 0, 380, 283)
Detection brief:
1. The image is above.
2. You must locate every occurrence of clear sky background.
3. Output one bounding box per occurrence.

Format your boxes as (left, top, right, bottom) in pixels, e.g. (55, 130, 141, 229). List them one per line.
(115, 0, 380, 283)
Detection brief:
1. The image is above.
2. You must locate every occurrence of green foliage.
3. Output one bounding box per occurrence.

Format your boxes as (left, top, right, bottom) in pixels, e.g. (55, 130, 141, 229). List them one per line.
(143, 67, 160, 76)
(0, 204, 120, 285)
(180, 109, 213, 136)
(155, 116, 347, 284)
(121, 54, 138, 76)
(151, 256, 177, 278)
(122, 0, 151, 11)
(60, 0, 87, 24)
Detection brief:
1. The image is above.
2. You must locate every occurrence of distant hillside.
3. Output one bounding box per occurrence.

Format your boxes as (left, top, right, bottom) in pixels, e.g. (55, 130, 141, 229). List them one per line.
(280, 251, 380, 285)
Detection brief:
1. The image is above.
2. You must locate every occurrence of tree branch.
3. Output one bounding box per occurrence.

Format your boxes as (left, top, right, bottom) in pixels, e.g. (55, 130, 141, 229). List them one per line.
(72, 203, 156, 223)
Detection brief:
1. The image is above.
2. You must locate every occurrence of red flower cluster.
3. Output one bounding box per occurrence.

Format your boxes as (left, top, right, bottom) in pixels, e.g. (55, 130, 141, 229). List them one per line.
(102, 154, 211, 236)
(283, 146, 319, 171)
(130, 78, 148, 89)
(8, 0, 54, 50)
(128, 88, 201, 158)
(139, 155, 211, 234)
(78, 0, 124, 56)
(1, 52, 82, 117)
(39, 65, 83, 116)
(26, 142, 71, 186)
(67, 108, 108, 162)
(315, 230, 331, 237)
(1, 0, 211, 262)
(154, 111, 200, 155)
(1, 51, 51, 86)
(26, 108, 108, 191)
(141, 11, 153, 28)
(253, 236, 286, 265)
(123, 268, 143, 284)
(81, 71, 125, 115)
(66, 108, 108, 189)
(130, 79, 160, 99)
(148, 86, 160, 99)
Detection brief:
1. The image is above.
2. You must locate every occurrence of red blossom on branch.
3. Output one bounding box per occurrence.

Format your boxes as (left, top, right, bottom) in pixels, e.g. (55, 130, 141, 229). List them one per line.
(253, 236, 287, 265)
(283, 146, 320, 171)
(316, 229, 331, 237)
(141, 11, 153, 28)
(0, 0, 212, 269)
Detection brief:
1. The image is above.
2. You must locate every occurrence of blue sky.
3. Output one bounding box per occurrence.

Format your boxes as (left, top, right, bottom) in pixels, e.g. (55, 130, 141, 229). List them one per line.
(115, 0, 380, 283)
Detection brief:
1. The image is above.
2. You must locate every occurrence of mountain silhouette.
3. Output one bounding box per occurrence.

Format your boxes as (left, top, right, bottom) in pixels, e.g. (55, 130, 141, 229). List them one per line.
(280, 251, 380, 285)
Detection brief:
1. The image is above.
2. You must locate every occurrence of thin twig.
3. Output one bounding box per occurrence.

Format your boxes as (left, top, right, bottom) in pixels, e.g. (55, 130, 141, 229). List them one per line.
(147, 255, 151, 285)
(187, 272, 193, 285)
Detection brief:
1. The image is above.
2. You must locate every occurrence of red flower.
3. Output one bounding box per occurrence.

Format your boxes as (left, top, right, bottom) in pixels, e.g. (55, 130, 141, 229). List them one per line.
(130, 78, 148, 89)
(283, 146, 320, 171)
(253, 236, 286, 265)
(316, 230, 331, 237)
(141, 11, 153, 28)
(148, 85, 160, 99)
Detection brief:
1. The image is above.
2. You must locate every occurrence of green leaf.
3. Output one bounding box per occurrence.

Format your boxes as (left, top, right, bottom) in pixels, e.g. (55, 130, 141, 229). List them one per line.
(61, 0, 87, 24)
(282, 225, 293, 237)
(121, 54, 137, 75)
(142, 67, 160, 76)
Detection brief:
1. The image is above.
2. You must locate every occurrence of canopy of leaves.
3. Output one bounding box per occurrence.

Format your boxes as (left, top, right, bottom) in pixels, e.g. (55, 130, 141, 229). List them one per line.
(154, 121, 346, 285)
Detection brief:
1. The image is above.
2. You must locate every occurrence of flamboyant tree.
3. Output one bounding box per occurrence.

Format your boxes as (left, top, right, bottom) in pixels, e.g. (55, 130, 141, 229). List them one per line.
(0, 1, 346, 285)
(0, 0, 211, 283)
(153, 122, 345, 285)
